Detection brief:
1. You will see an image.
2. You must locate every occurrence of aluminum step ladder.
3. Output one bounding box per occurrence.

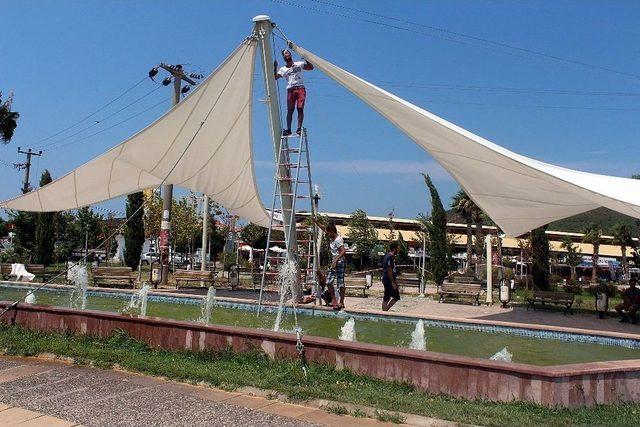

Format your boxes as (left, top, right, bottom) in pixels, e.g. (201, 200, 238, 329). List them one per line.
(258, 128, 319, 308)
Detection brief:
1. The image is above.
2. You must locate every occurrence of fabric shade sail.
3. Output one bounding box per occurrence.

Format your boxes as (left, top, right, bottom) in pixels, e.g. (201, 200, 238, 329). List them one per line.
(292, 43, 640, 236)
(1, 39, 270, 227)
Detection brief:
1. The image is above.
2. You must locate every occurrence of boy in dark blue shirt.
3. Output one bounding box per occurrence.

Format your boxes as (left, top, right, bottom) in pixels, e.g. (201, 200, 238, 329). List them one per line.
(382, 242, 400, 311)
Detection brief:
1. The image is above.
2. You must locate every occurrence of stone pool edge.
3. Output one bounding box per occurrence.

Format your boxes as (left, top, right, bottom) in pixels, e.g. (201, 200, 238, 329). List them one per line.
(3, 279, 639, 343)
(1, 301, 639, 407)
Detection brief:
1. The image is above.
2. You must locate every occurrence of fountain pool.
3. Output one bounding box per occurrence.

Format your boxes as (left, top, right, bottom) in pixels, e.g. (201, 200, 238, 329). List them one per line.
(0, 283, 638, 367)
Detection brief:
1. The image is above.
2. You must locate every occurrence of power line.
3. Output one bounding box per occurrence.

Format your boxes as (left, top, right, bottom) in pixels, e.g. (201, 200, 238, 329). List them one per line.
(48, 97, 170, 152)
(273, 0, 640, 80)
(33, 76, 149, 145)
(36, 85, 164, 150)
(314, 93, 640, 112)
(304, 77, 640, 97)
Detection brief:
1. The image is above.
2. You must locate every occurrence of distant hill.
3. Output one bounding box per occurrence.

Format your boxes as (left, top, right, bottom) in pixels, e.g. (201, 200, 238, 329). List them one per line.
(549, 207, 639, 235)
(446, 207, 639, 236)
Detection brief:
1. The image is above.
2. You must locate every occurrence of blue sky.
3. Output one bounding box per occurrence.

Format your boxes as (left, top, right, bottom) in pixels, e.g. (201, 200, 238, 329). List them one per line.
(2, 0, 639, 221)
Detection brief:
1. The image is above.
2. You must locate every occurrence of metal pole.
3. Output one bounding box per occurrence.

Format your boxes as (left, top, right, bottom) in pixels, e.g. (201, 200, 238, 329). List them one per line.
(200, 195, 210, 286)
(485, 234, 493, 304)
(158, 72, 182, 287)
(201, 195, 209, 272)
(420, 234, 427, 295)
(253, 15, 301, 299)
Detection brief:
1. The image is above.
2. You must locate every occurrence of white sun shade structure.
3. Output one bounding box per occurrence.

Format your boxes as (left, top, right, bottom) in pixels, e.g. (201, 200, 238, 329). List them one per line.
(0, 39, 270, 227)
(292, 43, 640, 237)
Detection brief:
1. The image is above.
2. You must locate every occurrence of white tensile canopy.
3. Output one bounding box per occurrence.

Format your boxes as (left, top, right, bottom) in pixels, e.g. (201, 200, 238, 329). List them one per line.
(292, 43, 640, 236)
(0, 39, 270, 227)
(3, 34, 640, 237)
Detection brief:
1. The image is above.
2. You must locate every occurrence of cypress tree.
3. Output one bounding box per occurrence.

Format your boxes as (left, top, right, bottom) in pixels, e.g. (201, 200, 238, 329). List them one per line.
(421, 173, 449, 285)
(34, 170, 55, 265)
(124, 192, 145, 270)
(531, 225, 550, 290)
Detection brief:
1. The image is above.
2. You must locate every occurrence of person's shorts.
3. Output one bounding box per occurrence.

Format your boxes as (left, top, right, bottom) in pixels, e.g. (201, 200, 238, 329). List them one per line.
(383, 280, 400, 302)
(287, 86, 306, 109)
(326, 259, 345, 289)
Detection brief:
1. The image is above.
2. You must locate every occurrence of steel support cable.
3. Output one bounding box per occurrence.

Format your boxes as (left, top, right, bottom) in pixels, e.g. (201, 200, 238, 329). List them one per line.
(33, 76, 149, 145)
(0, 40, 253, 320)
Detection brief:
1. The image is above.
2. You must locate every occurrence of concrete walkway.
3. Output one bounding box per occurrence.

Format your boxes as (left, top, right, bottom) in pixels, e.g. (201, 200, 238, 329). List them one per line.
(0, 357, 451, 427)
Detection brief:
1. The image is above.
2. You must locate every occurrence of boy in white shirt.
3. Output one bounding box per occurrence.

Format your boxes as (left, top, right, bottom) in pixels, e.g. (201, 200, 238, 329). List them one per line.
(314, 219, 346, 309)
(274, 49, 314, 136)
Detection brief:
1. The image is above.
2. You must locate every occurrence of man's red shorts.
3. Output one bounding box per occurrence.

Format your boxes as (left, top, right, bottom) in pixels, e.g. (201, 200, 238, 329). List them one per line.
(287, 86, 306, 109)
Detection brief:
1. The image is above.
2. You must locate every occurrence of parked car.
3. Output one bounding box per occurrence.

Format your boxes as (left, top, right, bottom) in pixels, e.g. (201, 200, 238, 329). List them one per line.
(140, 252, 159, 265)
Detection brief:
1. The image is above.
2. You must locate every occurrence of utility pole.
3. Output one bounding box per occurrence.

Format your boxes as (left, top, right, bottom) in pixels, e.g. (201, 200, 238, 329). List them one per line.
(16, 147, 42, 194)
(151, 63, 198, 287)
(201, 195, 209, 277)
(253, 15, 301, 300)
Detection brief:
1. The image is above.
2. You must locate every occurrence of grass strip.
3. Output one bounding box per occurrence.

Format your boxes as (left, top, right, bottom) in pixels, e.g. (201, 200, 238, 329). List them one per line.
(0, 324, 638, 426)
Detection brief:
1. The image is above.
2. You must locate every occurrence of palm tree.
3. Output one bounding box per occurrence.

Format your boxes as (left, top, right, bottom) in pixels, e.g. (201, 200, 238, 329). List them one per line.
(451, 190, 474, 271)
(582, 223, 602, 283)
(612, 223, 634, 280)
(0, 92, 19, 143)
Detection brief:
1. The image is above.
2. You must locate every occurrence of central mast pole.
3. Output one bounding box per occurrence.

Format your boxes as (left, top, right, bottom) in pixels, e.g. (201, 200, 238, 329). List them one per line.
(252, 15, 301, 301)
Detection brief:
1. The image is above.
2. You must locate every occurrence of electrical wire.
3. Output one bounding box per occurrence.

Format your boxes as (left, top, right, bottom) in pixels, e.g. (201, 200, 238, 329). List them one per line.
(33, 76, 149, 145)
(0, 41, 253, 320)
(272, 0, 640, 80)
(36, 85, 164, 150)
(47, 97, 171, 152)
(314, 92, 640, 112)
(304, 77, 640, 97)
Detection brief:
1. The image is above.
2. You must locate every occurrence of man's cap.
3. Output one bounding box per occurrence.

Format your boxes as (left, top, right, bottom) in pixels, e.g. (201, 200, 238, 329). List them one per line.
(281, 49, 291, 57)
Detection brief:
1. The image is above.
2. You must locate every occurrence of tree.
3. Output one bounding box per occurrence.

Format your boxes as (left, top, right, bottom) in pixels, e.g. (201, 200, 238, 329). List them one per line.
(240, 223, 268, 249)
(612, 223, 634, 280)
(172, 197, 201, 254)
(560, 236, 582, 281)
(124, 192, 145, 269)
(347, 209, 378, 269)
(530, 225, 550, 290)
(396, 232, 411, 265)
(0, 92, 19, 144)
(34, 170, 55, 265)
(421, 173, 449, 285)
(76, 207, 103, 250)
(451, 190, 475, 271)
(582, 222, 602, 283)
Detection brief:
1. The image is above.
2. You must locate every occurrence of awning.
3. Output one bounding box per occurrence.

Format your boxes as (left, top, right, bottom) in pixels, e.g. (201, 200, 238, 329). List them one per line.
(1, 39, 270, 227)
(292, 43, 640, 237)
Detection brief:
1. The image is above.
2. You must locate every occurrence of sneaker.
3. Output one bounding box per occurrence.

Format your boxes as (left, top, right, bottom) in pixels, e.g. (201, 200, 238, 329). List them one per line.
(296, 128, 302, 135)
(282, 129, 291, 136)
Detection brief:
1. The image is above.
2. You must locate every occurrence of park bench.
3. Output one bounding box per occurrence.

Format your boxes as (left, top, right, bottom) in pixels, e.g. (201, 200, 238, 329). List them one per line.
(1, 263, 50, 281)
(526, 290, 574, 315)
(173, 269, 219, 289)
(345, 274, 373, 298)
(439, 281, 485, 306)
(397, 276, 421, 293)
(91, 267, 135, 288)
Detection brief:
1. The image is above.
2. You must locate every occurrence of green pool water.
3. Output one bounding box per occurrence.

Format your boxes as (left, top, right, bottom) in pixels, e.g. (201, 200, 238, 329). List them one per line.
(2, 286, 640, 366)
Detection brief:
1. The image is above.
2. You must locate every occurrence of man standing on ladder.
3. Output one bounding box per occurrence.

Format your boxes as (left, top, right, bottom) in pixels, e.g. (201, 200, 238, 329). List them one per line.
(274, 49, 314, 136)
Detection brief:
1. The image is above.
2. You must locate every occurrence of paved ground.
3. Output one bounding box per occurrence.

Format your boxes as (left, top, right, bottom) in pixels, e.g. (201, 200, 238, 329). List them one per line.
(0, 357, 449, 427)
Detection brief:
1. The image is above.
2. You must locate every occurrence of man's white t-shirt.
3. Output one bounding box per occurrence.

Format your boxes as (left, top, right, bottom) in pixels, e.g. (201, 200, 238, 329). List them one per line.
(278, 61, 306, 89)
(330, 235, 344, 258)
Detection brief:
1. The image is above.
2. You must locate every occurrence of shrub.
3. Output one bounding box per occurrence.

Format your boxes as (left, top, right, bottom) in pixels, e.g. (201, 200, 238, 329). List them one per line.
(587, 283, 618, 298)
(562, 283, 583, 295)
